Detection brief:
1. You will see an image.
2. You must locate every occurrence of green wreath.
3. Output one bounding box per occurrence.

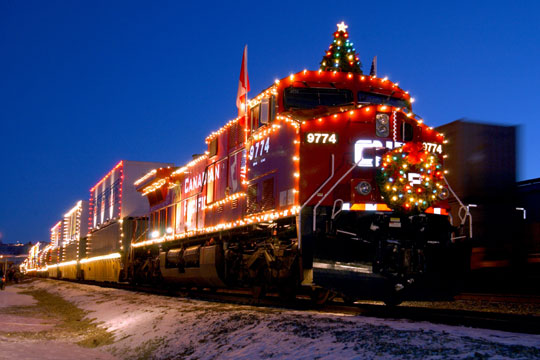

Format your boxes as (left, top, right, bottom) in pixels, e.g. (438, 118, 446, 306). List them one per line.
(377, 142, 446, 212)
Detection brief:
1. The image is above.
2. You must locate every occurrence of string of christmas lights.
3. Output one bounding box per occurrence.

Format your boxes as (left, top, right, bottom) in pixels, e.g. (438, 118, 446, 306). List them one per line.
(377, 142, 446, 212)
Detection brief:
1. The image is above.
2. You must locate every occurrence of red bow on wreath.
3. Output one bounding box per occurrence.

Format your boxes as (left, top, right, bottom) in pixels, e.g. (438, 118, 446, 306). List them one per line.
(402, 142, 426, 165)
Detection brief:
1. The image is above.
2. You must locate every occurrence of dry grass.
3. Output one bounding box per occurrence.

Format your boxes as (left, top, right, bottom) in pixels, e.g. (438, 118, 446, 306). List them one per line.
(5, 288, 115, 348)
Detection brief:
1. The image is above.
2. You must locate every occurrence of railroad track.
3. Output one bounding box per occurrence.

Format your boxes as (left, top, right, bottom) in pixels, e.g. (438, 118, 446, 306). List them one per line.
(455, 292, 540, 304)
(40, 278, 540, 335)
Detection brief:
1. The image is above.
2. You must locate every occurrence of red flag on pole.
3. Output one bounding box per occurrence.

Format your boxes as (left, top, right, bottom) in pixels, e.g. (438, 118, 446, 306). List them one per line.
(236, 45, 250, 116)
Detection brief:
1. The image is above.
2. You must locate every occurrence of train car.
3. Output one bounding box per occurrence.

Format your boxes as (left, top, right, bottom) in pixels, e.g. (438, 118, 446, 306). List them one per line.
(131, 23, 468, 304)
(20, 242, 42, 276)
(58, 200, 89, 279)
(81, 160, 173, 282)
(26, 161, 172, 283)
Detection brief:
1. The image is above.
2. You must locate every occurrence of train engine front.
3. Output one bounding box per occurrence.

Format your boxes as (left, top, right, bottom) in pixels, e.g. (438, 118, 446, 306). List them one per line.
(277, 70, 460, 303)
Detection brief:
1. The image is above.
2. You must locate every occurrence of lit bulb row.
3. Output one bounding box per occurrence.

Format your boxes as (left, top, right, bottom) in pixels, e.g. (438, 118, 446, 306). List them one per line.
(132, 206, 301, 248)
(296, 101, 445, 140)
(276, 115, 301, 129)
(139, 155, 209, 195)
(90, 160, 123, 192)
(206, 87, 280, 145)
(284, 71, 412, 106)
(185, 154, 208, 168)
(248, 85, 278, 107)
(50, 221, 62, 233)
(171, 154, 208, 178)
(27, 250, 123, 273)
(205, 117, 242, 144)
(205, 192, 246, 210)
(134, 169, 157, 186)
(252, 123, 282, 141)
(79, 252, 121, 264)
(64, 200, 83, 217)
(141, 178, 167, 196)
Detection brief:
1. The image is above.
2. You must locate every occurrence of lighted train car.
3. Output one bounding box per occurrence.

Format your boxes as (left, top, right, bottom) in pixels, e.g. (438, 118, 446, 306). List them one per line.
(34, 221, 64, 278)
(81, 160, 172, 282)
(26, 201, 88, 279)
(131, 24, 466, 303)
(26, 161, 172, 282)
(57, 200, 89, 280)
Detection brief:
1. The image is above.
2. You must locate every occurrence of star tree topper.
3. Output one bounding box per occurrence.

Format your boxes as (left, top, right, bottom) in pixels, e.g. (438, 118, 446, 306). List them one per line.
(319, 21, 363, 74)
(337, 21, 348, 32)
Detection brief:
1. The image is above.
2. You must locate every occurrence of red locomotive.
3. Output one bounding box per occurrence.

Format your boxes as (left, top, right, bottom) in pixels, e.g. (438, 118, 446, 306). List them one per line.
(131, 23, 462, 304)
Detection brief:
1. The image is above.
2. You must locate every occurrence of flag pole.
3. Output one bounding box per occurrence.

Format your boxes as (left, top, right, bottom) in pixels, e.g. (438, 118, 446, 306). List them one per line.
(244, 45, 249, 142)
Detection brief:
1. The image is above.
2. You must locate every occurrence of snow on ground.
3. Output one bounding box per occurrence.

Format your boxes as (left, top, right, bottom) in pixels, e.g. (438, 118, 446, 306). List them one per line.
(0, 284, 116, 360)
(1, 279, 539, 359)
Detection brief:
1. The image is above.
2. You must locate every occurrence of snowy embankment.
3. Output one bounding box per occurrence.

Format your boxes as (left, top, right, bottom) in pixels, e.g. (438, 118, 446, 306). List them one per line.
(1, 279, 539, 359)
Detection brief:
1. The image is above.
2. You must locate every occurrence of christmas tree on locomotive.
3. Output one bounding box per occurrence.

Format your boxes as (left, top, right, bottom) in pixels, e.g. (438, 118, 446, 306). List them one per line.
(133, 22, 465, 304)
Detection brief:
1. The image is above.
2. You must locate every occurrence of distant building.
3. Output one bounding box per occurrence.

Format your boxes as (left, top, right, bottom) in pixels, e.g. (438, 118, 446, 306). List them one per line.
(0, 241, 34, 266)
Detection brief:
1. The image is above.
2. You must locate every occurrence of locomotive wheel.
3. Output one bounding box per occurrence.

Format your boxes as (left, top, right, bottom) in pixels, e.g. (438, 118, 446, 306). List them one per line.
(310, 288, 331, 305)
(383, 293, 403, 307)
(341, 295, 357, 305)
(251, 284, 266, 300)
(278, 283, 297, 301)
(278, 259, 300, 301)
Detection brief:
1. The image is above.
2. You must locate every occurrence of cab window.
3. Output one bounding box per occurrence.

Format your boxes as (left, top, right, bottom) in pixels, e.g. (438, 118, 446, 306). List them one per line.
(358, 91, 411, 111)
(402, 122, 414, 142)
(284, 87, 353, 110)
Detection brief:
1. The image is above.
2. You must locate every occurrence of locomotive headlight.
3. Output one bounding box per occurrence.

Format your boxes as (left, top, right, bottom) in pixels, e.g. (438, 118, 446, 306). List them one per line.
(438, 187, 449, 200)
(356, 181, 372, 195)
(376, 113, 390, 137)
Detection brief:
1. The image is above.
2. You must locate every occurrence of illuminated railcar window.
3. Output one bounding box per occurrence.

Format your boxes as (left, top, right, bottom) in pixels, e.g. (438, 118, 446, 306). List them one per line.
(227, 121, 242, 149)
(247, 184, 258, 214)
(208, 138, 218, 157)
(358, 91, 411, 110)
(150, 211, 157, 235)
(166, 206, 173, 232)
(214, 159, 227, 202)
(283, 87, 353, 110)
(260, 98, 269, 125)
(250, 104, 261, 131)
(270, 95, 277, 122)
(159, 209, 166, 235)
(261, 178, 275, 211)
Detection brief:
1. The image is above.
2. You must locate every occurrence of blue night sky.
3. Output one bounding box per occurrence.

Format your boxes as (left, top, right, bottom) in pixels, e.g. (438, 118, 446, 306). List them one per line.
(1, 0, 539, 244)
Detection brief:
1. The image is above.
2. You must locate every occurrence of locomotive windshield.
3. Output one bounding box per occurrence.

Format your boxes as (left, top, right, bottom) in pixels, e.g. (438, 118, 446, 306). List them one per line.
(284, 87, 354, 110)
(358, 91, 411, 111)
